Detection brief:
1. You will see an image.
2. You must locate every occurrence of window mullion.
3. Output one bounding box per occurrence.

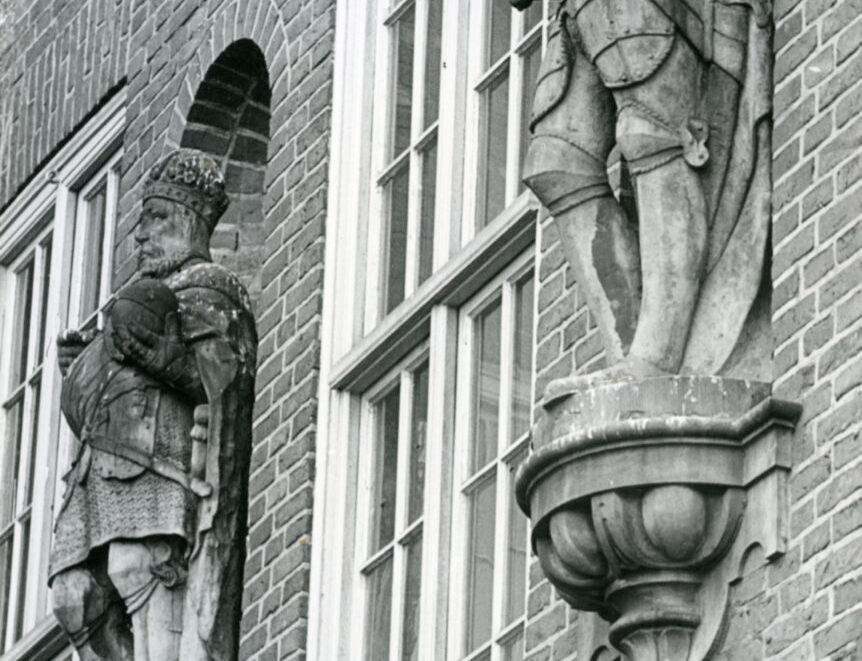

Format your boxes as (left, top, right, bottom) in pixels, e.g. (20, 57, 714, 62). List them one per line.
(417, 305, 457, 661)
(505, 48, 523, 209)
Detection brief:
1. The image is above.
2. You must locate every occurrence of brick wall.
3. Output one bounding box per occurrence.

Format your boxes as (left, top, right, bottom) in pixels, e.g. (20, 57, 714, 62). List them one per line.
(0, 2, 334, 660)
(523, 0, 862, 658)
(716, 0, 862, 657)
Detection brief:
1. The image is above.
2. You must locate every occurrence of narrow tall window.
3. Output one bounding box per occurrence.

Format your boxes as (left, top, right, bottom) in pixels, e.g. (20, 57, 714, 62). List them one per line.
(68, 151, 122, 331)
(474, 0, 545, 229)
(360, 356, 430, 661)
(378, 0, 444, 316)
(454, 255, 535, 660)
(1, 226, 53, 652)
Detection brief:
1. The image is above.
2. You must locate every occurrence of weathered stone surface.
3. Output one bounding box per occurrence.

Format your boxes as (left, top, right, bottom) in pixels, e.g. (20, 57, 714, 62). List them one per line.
(51, 150, 257, 660)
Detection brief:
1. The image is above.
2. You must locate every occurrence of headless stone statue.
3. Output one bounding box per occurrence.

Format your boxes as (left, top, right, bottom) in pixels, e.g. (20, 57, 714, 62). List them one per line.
(515, 0, 773, 393)
(50, 149, 257, 660)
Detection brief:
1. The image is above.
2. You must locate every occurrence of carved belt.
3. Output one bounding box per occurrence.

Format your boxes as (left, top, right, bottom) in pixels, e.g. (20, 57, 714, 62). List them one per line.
(84, 434, 213, 498)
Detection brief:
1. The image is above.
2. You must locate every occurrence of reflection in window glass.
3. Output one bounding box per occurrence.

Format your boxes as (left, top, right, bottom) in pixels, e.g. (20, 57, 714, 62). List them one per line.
(519, 40, 542, 189)
(511, 275, 534, 440)
(401, 533, 423, 661)
(488, 0, 512, 66)
(392, 6, 416, 158)
(503, 629, 525, 661)
(385, 166, 411, 313)
(418, 140, 437, 285)
(524, 1, 543, 32)
(466, 477, 497, 653)
(506, 452, 528, 624)
(13, 518, 30, 640)
(473, 300, 502, 471)
(364, 555, 394, 661)
(408, 363, 429, 523)
(372, 386, 401, 552)
(36, 236, 53, 361)
(0, 538, 11, 649)
(11, 261, 34, 388)
(481, 72, 509, 227)
(79, 183, 107, 322)
(424, 0, 443, 128)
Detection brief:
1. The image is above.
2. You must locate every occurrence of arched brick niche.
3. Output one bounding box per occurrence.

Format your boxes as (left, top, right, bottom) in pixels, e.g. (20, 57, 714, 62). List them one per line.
(180, 39, 271, 303)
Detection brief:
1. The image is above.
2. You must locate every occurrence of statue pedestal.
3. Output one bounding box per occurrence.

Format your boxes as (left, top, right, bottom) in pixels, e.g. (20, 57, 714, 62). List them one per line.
(516, 376, 801, 661)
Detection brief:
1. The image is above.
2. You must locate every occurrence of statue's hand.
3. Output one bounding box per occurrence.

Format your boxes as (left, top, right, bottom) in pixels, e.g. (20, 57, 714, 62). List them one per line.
(112, 312, 191, 381)
(57, 329, 96, 375)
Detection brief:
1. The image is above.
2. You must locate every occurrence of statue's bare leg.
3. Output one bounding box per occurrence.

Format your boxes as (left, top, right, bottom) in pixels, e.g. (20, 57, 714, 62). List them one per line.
(107, 538, 186, 661)
(523, 19, 642, 365)
(613, 37, 708, 374)
(51, 557, 133, 660)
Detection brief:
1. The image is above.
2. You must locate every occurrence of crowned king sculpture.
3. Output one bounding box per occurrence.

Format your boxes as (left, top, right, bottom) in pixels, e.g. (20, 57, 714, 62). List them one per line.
(50, 149, 257, 661)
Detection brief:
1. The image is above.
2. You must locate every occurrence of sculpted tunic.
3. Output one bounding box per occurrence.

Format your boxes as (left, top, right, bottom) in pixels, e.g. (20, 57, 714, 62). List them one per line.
(49, 259, 256, 587)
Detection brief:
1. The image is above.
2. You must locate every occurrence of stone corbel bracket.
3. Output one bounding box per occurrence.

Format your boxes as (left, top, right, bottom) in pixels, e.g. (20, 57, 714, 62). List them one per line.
(515, 376, 801, 661)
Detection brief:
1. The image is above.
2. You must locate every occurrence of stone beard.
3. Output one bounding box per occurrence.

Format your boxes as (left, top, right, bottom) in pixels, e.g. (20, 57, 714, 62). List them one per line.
(49, 149, 257, 661)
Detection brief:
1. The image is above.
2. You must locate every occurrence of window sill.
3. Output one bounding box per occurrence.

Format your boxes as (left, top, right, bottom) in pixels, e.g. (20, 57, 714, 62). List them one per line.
(330, 191, 539, 392)
(3, 615, 68, 661)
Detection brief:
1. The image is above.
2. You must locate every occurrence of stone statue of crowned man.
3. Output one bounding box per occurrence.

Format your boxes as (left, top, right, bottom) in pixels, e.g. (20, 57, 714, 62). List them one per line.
(49, 149, 257, 661)
(513, 0, 773, 390)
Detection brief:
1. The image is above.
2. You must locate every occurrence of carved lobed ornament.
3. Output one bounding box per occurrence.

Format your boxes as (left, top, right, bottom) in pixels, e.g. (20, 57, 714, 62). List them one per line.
(516, 377, 801, 660)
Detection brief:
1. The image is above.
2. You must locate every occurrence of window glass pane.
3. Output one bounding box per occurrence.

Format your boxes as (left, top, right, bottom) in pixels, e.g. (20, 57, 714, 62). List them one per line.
(502, 629, 525, 661)
(505, 453, 528, 623)
(13, 517, 30, 641)
(519, 40, 542, 190)
(372, 386, 401, 551)
(0, 535, 12, 651)
(524, 1, 543, 33)
(391, 6, 416, 159)
(2, 399, 25, 525)
(488, 0, 512, 66)
(481, 71, 509, 227)
(424, 0, 443, 128)
(36, 236, 53, 364)
(24, 381, 41, 507)
(418, 139, 437, 285)
(473, 300, 502, 472)
(364, 554, 394, 661)
(408, 363, 429, 523)
(385, 165, 411, 314)
(11, 261, 35, 387)
(466, 476, 497, 653)
(511, 275, 534, 441)
(79, 183, 107, 321)
(400, 533, 423, 661)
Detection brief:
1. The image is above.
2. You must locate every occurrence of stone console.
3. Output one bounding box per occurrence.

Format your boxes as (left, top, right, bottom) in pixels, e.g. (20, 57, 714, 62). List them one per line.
(515, 376, 801, 661)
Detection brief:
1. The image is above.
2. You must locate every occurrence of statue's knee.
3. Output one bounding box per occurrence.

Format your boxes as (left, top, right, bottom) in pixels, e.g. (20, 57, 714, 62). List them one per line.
(51, 568, 109, 640)
(615, 103, 709, 173)
(523, 134, 612, 214)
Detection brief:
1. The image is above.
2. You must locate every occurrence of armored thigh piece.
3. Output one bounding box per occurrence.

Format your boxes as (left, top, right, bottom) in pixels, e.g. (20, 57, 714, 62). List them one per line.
(51, 559, 132, 659)
(523, 12, 616, 214)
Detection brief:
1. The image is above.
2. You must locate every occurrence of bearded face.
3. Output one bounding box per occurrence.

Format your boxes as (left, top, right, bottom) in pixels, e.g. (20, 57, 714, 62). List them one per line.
(136, 197, 209, 277)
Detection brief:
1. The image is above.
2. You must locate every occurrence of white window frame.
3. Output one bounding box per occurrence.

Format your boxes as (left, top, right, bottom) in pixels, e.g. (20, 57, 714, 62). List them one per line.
(349, 343, 431, 660)
(364, 0, 447, 328)
(461, 0, 547, 244)
(309, 2, 550, 659)
(0, 91, 124, 660)
(446, 250, 535, 661)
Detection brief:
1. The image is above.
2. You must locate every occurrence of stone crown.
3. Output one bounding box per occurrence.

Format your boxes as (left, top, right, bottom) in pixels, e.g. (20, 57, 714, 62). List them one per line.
(143, 149, 230, 233)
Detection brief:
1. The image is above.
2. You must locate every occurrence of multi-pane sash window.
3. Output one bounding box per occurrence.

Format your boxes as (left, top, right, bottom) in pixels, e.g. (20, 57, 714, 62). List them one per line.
(0, 223, 53, 652)
(470, 0, 545, 230)
(0, 144, 121, 656)
(67, 151, 122, 331)
(451, 252, 535, 661)
(373, 0, 444, 318)
(357, 351, 431, 661)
